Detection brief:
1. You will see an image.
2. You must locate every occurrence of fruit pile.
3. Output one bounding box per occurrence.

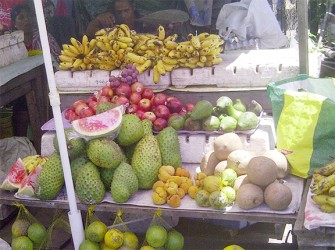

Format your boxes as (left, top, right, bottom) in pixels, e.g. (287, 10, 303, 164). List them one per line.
(311, 159, 335, 213)
(59, 24, 225, 83)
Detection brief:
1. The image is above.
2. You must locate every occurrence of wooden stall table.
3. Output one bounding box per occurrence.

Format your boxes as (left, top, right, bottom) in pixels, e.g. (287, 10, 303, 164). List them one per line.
(293, 178, 335, 250)
(0, 55, 49, 153)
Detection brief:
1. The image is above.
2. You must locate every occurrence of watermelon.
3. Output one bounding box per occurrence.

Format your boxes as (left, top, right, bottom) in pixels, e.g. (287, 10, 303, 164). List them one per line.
(72, 106, 123, 138)
(17, 165, 42, 197)
(1, 158, 27, 191)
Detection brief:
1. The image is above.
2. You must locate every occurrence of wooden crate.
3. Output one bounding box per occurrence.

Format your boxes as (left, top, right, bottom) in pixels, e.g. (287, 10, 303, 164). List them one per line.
(0, 31, 28, 68)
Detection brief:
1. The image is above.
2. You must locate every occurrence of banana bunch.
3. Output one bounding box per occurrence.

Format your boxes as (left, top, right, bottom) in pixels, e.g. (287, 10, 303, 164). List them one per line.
(310, 159, 335, 213)
(59, 35, 97, 71)
(22, 155, 49, 173)
(93, 24, 134, 70)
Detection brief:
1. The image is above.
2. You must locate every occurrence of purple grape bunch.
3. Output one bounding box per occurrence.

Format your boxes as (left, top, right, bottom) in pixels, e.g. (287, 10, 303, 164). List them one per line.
(109, 63, 139, 89)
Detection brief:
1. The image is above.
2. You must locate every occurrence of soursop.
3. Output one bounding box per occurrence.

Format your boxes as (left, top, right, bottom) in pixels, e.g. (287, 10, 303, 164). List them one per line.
(53, 129, 86, 160)
(99, 167, 115, 190)
(75, 162, 105, 204)
(142, 119, 153, 136)
(110, 162, 138, 202)
(87, 138, 125, 169)
(131, 135, 161, 189)
(35, 152, 64, 200)
(116, 114, 144, 146)
(156, 127, 182, 168)
(96, 102, 118, 114)
(70, 156, 89, 183)
(123, 143, 137, 163)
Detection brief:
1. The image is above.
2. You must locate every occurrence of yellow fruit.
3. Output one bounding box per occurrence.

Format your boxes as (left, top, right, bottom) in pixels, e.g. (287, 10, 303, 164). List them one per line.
(122, 231, 139, 249)
(104, 228, 124, 249)
(11, 236, 34, 250)
(223, 244, 245, 250)
(140, 246, 155, 250)
(85, 221, 107, 243)
(12, 219, 31, 238)
(145, 224, 167, 248)
(79, 239, 100, 250)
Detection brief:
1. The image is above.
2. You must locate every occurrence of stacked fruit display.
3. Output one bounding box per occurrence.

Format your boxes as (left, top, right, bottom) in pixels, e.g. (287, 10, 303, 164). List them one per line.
(59, 24, 224, 83)
(310, 159, 335, 213)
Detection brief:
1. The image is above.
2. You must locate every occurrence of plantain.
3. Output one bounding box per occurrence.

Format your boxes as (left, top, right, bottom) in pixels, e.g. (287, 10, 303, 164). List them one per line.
(158, 25, 165, 40)
(320, 203, 335, 213)
(314, 159, 335, 176)
(153, 65, 160, 84)
(313, 173, 327, 183)
(311, 194, 331, 205)
(329, 185, 335, 197)
(312, 173, 335, 194)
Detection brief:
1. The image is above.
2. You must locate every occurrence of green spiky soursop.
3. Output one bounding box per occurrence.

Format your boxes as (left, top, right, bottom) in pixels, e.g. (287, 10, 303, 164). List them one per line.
(142, 119, 153, 136)
(87, 138, 125, 169)
(131, 135, 161, 189)
(35, 152, 64, 200)
(53, 129, 86, 160)
(70, 156, 89, 183)
(96, 102, 118, 114)
(116, 114, 144, 146)
(156, 127, 182, 169)
(110, 162, 138, 202)
(75, 162, 105, 204)
(123, 143, 137, 163)
(99, 167, 115, 190)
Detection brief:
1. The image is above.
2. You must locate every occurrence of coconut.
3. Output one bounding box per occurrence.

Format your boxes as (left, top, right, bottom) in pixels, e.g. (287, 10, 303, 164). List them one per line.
(246, 156, 278, 188)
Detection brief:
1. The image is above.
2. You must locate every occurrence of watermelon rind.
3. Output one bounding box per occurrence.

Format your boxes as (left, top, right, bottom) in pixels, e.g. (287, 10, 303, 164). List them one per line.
(72, 106, 123, 139)
(1, 158, 27, 191)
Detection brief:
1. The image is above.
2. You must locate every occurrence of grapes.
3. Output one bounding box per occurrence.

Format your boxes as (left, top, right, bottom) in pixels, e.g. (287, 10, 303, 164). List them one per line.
(109, 63, 139, 88)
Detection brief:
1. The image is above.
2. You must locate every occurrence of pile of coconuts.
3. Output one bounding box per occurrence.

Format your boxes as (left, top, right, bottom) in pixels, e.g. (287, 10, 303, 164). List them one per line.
(200, 132, 293, 211)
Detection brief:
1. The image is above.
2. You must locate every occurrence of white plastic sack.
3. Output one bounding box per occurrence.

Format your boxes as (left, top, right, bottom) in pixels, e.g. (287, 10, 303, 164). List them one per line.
(216, 0, 288, 49)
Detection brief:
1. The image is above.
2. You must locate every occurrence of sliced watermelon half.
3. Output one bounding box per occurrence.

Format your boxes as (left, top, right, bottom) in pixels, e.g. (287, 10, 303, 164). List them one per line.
(1, 158, 27, 191)
(72, 106, 123, 138)
(17, 165, 42, 197)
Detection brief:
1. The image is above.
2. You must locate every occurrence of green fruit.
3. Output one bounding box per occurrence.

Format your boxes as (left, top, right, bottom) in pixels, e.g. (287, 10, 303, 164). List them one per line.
(202, 115, 220, 131)
(203, 175, 222, 193)
(156, 127, 182, 168)
(183, 117, 201, 131)
(190, 100, 213, 120)
(111, 162, 138, 202)
(27, 222, 47, 244)
(123, 143, 137, 163)
(70, 156, 89, 183)
(166, 230, 184, 250)
(85, 221, 107, 243)
(247, 100, 263, 116)
(87, 138, 125, 169)
(221, 169, 238, 187)
(11, 236, 33, 250)
(219, 116, 237, 133)
(221, 186, 236, 205)
(79, 239, 100, 250)
(142, 119, 153, 136)
(216, 96, 233, 110)
(209, 190, 229, 210)
(195, 189, 210, 207)
(226, 103, 244, 121)
(35, 152, 64, 200)
(12, 219, 31, 237)
(72, 107, 123, 138)
(237, 111, 259, 131)
(75, 163, 105, 204)
(96, 102, 118, 114)
(123, 231, 139, 249)
(116, 114, 144, 146)
(99, 167, 115, 191)
(53, 130, 87, 160)
(131, 135, 162, 189)
(168, 115, 185, 131)
(233, 99, 247, 112)
(146, 224, 167, 248)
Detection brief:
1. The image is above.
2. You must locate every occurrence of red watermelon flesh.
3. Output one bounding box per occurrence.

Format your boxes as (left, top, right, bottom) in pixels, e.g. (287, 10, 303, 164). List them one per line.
(17, 165, 42, 197)
(72, 106, 123, 138)
(1, 158, 27, 191)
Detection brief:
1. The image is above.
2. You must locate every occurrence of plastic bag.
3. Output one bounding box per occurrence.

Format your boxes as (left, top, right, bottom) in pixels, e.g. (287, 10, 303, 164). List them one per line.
(216, 0, 288, 49)
(184, 0, 213, 26)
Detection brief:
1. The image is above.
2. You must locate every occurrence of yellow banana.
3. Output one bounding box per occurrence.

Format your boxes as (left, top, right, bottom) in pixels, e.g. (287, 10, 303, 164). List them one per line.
(198, 32, 210, 41)
(79, 62, 87, 70)
(112, 41, 120, 51)
(196, 61, 205, 67)
(126, 52, 147, 64)
(82, 35, 88, 48)
(99, 64, 116, 71)
(313, 173, 327, 183)
(326, 196, 335, 206)
(117, 28, 126, 38)
(73, 58, 83, 69)
(329, 185, 335, 197)
(199, 47, 211, 56)
(95, 28, 113, 36)
(211, 57, 223, 65)
(162, 62, 177, 72)
(153, 65, 160, 84)
(61, 48, 77, 57)
(187, 57, 199, 64)
(62, 44, 80, 55)
(312, 194, 330, 205)
(119, 24, 131, 37)
(117, 36, 133, 44)
(164, 34, 178, 43)
(186, 45, 194, 53)
(192, 50, 200, 57)
(107, 27, 118, 40)
(320, 203, 335, 213)
(178, 40, 191, 46)
(176, 44, 187, 52)
(312, 174, 335, 194)
(86, 63, 94, 70)
(144, 50, 156, 58)
(158, 25, 165, 40)
(156, 60, 166, 75)
(200, 55, 207, 63)
(190, 34, 201, 49)
(70, 37, 83, 53)
(314, 159, 335, 176)
(96, 41, 112, 51)
(136, 59, 152, 74)
(59, 55, 76, 63)
(88, 39, 97, 51)
(59, 62, 73, 70)
(184, 62, 197, 69)
(116, 41, 128, 49)
(117, 49, 125, 61)
(203, 34, 221, 40)
(96, 35, 109, 43)
(165, 41, 178, 50)
(114, 59, 122, 67)
(162, 56, 178, 65)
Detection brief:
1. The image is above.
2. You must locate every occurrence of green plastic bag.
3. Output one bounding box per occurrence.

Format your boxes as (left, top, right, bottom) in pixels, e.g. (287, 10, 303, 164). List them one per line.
(267, 74, 335, 178)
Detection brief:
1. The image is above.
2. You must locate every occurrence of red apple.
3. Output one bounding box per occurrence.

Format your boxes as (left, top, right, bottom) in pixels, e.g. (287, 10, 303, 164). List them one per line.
(100, 85, 114, 97)
(167, 97, 183, 113)
(79, 106, 95, 118)
(153, 104, 170, 120)
(129, 92, 142, 104)
(138, 98, 152, 112)
(64, 108, 75, 120)
(142, 111, 157, 122)
(88, 101, 98, 112)
(131, 82, 144, 94)
(115, 82, 131, 98)
(68, 112, 79, 123)
(74, 102, 88, 116)
(136, 110, 145, 119)
(73, 99, 87, 109)
(97, 96, 111, 104)
(153, 118, 168, 131)
(142, 87, 154, 100)
(114, 96, 129, 108)
(86, 96, 97, 105)
(126, 104, 138, 114)
(185, 103, 195, 112)
(152, 93, 167, 106)
(179, 107, 187, 116)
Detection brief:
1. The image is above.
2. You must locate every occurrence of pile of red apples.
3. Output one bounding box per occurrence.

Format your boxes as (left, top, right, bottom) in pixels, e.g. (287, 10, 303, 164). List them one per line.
(64, 82, 194, 131)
